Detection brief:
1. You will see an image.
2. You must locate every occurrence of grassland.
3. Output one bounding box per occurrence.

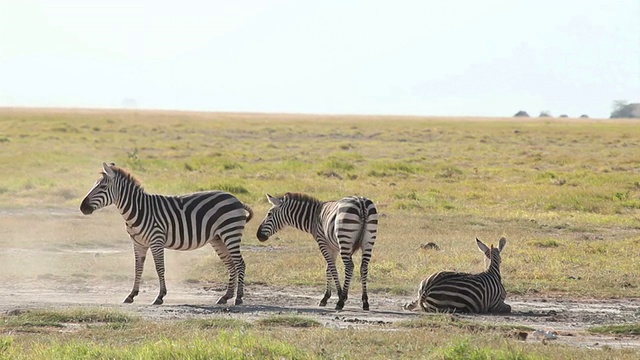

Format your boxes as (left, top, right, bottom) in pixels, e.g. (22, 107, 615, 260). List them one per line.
(1, 309, 639, 359)
(0, 108, 639, 359)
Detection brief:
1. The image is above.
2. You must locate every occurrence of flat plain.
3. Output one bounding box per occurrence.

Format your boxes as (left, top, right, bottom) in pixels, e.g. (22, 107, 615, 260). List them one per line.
(0, 108, 639, 359)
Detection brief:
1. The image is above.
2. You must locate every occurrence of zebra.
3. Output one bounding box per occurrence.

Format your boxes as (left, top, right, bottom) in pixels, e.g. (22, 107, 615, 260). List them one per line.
(80, 162, 253, 306)
(256, 192, 378, 310)
(404, 237, 511, 313)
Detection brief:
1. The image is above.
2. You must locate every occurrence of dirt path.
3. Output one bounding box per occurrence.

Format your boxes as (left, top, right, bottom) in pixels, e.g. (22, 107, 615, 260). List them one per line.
(1, 208, 638, 349)
(1, 281, 638, 349)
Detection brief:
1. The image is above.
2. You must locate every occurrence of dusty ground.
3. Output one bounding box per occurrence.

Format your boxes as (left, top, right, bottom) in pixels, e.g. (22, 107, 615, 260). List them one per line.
(0, 208, 639, 350)
(1, 280, 639, 350)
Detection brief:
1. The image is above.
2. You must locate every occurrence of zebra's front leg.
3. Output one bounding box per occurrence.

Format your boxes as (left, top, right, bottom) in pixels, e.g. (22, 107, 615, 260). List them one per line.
(124, 243, 148, 304)
(149, 244, 167, 305)
(337, 254, 355, 310)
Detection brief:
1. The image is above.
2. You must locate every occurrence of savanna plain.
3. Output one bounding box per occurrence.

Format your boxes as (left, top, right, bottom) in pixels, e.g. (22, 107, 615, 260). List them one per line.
(0, 108, 639, 359)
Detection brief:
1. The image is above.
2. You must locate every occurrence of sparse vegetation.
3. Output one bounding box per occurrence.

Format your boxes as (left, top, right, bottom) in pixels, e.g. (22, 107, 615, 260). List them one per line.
(590, 324, 640, 335)
(1, 109, 639, 359)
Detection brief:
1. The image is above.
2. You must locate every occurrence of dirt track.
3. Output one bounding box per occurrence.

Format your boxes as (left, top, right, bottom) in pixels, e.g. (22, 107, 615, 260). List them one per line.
(0, 208, 639, 350)
(1, 280, 639, 349)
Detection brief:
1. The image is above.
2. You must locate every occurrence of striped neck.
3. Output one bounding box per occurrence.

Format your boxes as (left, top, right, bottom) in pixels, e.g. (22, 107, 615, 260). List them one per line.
(283, 196, 322, 234)
(112, 172, 147, 222)
(486, 247, 501, 278)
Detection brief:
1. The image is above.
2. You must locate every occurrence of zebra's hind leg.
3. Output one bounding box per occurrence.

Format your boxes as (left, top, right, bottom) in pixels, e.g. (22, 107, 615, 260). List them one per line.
(233, 256, 246, 305)
(319, 264, 332, 307)
(360, 256, 372, 311)
(150, 244, 167, 305)
(403, 299, 419, 311)
(124, 244, 148, 304)
(337, 254, 355, 311)
(492, 301, 512, 314)
(319, 248, 343, 309)
(211, 238, 237, 305)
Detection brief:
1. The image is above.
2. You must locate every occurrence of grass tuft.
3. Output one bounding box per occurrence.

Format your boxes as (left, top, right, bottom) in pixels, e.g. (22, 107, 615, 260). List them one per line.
(256, 315, 322, 328)
(0, 309, 136, 328)
(589, 324, 640, 335)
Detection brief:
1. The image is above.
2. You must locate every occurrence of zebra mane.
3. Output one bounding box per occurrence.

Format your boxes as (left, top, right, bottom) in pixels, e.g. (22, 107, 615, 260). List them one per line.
(283, 192, 321, 204)
(110, 166, 144, 189)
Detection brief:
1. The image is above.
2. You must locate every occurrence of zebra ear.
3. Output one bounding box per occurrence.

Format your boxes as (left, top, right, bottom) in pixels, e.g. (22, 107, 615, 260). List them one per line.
(102, 162, 116, 179)
(476, 238, 490, 254)
(266, 193, 282, 207)
(498, 237, 507, 252)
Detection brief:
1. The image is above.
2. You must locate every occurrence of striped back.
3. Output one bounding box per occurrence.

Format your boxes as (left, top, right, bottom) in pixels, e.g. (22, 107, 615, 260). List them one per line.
(418, 237, 509, 313)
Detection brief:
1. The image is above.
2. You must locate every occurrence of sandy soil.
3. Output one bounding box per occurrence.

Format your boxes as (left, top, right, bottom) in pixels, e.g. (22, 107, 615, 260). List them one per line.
(0, 208, 638, 350)
(1, 280, 638, 350)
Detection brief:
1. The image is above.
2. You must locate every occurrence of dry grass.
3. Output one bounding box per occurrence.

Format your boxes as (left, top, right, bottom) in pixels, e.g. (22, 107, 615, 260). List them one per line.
(1, 108, 639, 359)
(1, 108, 639, 297)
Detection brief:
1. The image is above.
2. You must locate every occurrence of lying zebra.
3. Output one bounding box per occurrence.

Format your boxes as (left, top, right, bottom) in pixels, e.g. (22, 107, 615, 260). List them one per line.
(404, 237, 511, 313)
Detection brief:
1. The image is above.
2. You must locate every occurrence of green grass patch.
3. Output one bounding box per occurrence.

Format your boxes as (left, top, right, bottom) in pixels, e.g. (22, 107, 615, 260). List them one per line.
(183, 318, 252, 329)
(529, 239, 561, 248)
(398, 314, 533, 333)
(437, 339, 538, 360)
(0, 331, 312, 360)
(256, 315, 321, 328)
(589, 324, 640, 335)
(0, 309, 135, 328)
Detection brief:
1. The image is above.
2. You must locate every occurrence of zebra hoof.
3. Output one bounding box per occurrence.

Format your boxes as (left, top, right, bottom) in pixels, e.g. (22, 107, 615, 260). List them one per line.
(216, 297, 228, 305)
(362, 303, 370, 311)
(152, 298, 163, 305)
(123, 297, 134, 304)
(335, 302, 345, 311)
(234, 298, 243, 305)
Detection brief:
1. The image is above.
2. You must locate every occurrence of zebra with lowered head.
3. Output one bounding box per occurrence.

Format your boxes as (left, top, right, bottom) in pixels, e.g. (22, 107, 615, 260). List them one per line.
(80, 162, 253, 305)
(404, 237, 511, 313)
(256, 192, 378, 310)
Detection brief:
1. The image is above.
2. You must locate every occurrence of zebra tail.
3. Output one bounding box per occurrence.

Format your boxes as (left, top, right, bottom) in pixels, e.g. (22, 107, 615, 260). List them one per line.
(243, 204, 254, 222)
(354, 199, 372, 253)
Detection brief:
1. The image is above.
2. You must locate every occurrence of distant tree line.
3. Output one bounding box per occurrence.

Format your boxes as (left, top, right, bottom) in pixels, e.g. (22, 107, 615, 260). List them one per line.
(610, 100, 640, 119)
(511, 100, 639, 119)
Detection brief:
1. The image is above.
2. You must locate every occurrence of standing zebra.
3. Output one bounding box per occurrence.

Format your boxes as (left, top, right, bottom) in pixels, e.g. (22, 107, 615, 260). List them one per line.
(256, 192, 378, 310)
(404, 237, 511, 313)
(80, 162, 253, 306)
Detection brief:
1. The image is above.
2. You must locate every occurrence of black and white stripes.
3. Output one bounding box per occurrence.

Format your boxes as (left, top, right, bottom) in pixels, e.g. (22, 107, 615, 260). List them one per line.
(256, 192, 378, 310)
(405, 237, 511, 313)
(80, 162, 253, 305)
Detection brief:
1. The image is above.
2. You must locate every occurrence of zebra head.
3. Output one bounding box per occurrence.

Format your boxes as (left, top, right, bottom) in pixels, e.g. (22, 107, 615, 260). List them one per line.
(256, 193, 288, 242)
(80, 162, 117, 215)
(476, 237, 506, 269)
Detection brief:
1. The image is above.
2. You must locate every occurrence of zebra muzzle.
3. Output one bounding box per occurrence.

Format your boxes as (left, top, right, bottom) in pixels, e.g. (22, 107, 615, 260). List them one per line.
(80, 202, 94, 215)
(256, 230, 269, 242)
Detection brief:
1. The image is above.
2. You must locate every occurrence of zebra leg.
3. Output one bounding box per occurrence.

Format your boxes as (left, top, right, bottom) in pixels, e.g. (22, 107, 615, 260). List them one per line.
(491, 301, 512, 313)
(337, 253, 354, 311)
(124, 243, 148, 304)
(319, 265, 332, 307)
(210, 238, 237, 305)
(319, 246, 342, 308)
(360, 206, 378, 311)
(233, 255, 246, 305)
(149, 244, 167, 305)
(360, 256, 371, 311)
(225, 234, 245, 305)
(403, 299, 418, 311)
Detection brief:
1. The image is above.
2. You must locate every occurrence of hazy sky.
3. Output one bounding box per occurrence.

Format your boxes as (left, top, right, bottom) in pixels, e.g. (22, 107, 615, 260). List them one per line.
(1, 0, 638, 118)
